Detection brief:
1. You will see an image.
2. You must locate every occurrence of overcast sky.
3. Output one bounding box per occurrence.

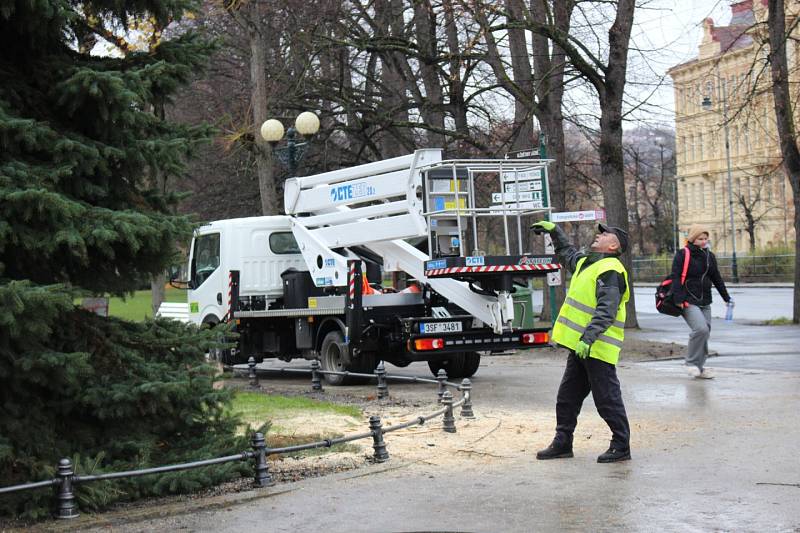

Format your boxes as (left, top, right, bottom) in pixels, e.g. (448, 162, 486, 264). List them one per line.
(629, 1, 732, 126)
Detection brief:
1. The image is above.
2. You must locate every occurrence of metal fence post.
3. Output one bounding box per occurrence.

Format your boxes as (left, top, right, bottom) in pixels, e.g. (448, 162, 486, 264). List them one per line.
(311, 360, 323, 392)
(369, 416, 389, 462)
(248, 357, 259, 388)
(375, 361, 388, 399)
(436, 369, 447, 403)
(460, 378, 475, 418)
(56, 458, 79, 519)
(251, 432, 274, 487)
(441, 391, 456, 433)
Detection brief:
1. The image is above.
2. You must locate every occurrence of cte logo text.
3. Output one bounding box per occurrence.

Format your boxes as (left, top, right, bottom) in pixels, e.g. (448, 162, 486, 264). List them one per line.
(330, 185, 353, 202)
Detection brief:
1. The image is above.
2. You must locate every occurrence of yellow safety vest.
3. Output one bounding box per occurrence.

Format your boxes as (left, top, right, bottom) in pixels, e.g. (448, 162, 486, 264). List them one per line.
(551, 256, 630, 365)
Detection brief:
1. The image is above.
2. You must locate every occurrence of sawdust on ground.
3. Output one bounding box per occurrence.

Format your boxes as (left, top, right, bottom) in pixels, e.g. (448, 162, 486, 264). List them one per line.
(246, 338, 687, 474)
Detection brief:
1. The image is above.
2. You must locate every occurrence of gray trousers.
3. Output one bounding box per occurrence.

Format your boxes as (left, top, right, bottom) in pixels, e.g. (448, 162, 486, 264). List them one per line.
(682, 304, 712, 370)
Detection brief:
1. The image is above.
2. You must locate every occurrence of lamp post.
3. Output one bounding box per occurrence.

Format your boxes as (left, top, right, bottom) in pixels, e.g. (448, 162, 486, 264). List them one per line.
(702, 93, 740, 283)
(655, 139, 678, 252)
(260, 111, 320, 176)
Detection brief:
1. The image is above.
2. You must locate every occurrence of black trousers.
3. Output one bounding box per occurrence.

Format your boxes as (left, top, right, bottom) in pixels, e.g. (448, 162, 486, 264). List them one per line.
(554, 351, 630, 449)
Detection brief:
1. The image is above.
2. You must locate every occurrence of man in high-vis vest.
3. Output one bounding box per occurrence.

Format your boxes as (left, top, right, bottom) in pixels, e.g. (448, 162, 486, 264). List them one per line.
(531, 221, 632, 463)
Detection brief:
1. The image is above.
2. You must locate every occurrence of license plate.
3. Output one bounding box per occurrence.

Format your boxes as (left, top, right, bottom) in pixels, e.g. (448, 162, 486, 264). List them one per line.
(419, 321, 462, 334)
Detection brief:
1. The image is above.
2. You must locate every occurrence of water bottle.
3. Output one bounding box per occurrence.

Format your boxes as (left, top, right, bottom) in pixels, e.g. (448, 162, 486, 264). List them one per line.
(725, 300, 734, 322)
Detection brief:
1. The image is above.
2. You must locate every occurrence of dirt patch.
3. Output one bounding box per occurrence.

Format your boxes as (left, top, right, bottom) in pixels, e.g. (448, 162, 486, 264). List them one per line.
(621, 337, 684, 361)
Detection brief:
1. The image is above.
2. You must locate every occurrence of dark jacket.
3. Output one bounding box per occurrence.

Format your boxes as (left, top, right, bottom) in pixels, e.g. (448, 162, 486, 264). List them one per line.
(551, 226, 627, 345)
(671, 243, 730, 306)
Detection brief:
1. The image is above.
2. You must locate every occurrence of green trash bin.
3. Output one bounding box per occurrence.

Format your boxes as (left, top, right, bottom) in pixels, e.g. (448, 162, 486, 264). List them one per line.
(512, 284, 535, 329)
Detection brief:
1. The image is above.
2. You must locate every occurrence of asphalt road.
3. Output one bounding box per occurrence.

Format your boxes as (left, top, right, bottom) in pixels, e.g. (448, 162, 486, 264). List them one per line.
(531, 285, 795, 322)
(72, 312, 799, 533)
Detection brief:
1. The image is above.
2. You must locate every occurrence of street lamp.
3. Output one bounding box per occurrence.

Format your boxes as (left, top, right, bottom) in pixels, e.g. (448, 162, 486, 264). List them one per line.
(701, 94, 740, 283)
(260, 111, 320, 176)
(655, 138, 678, 252)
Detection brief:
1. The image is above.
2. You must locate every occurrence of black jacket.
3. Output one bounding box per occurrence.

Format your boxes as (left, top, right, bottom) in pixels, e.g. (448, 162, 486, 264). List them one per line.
(551, 226, 627, 345)
(671, 243, 730, 306)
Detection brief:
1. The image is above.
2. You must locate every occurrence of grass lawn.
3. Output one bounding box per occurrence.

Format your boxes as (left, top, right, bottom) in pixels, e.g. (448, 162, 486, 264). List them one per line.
(229, 391, 362, 424)
(228, 391, 364, 455)
(79, 287, 187, 322)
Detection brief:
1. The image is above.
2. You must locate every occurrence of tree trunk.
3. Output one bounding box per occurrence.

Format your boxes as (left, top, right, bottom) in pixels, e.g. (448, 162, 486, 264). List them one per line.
(598, 0, 637, 327)
(530, 0, 573, 320)
(443, 0, 469, 143)
(414, 0, 446, 148)
(767, 0, 800, 323)
(506, 0, 534, 152)
(375, 0, 411, 158)
(248, 9, 278, 215)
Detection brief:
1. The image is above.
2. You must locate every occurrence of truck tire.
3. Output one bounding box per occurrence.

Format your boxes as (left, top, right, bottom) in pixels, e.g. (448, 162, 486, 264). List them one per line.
(320, 330, 348, 386)
(461, 351, 481, 378)
(428, 352, 480, 379)
(350, 352, 378, 374)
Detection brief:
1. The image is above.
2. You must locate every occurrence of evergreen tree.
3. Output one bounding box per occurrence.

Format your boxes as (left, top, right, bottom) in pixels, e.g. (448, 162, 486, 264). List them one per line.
(0, 0, 246, 518)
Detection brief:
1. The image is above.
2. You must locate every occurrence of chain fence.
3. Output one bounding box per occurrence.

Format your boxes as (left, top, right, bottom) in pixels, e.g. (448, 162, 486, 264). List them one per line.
(0, 359, 473, 520)
(632, 254, 795, 283)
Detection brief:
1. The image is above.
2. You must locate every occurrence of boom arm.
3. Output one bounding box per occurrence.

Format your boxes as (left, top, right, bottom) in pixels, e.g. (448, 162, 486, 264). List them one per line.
(285, 148, 520, 333)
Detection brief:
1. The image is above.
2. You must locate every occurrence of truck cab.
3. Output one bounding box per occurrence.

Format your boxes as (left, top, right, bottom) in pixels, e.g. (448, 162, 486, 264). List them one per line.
(188, 216, 305, 325)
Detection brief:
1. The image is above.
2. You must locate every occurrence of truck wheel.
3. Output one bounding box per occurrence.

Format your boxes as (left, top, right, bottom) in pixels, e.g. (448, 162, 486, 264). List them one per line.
(461, 352, 481, 378)
(320, 330, 348, 386)
(428, 353, 465, 379)
(350, 352, 378, 374)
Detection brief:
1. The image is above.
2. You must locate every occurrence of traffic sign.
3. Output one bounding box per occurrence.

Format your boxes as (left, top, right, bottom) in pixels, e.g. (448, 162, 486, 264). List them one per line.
(504, 181, 542, 193)
(550, 209, 606, 223)
(505, 148, 539, 159)
(501, 168, 542, 182)
(492, 191, 542, 203)
(488, 200, 544, 211)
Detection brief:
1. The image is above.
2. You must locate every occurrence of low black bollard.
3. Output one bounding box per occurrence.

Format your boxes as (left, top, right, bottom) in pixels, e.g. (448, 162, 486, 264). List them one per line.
(436, 369, 447, 403)
(56, 458, 78, 519)
(460, 378, 475, 418)
(375, 361, 389, 399)
(248, 357, 259, 388)
(311, 360, 323, 392)
(441, 391, 456, 433)
(369, 416, 389, 462)
(251, 432, 274, 487)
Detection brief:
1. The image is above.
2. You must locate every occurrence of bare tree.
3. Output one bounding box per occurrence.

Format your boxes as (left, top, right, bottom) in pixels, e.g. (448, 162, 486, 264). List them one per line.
(766, 0, 800, 322)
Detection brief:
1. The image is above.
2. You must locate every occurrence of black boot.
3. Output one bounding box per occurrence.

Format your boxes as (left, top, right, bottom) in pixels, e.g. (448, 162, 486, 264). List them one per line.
(597, 446, 631, 463)
(536, 440, 574, 460)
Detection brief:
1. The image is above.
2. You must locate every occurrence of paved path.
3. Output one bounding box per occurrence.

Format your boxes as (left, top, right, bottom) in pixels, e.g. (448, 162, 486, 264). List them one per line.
(532, 285, 794, 321)
(76, 327, 799, 532)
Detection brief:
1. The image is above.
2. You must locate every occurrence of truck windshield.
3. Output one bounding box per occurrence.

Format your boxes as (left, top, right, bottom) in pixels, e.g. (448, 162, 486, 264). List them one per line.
(191, 232, 220, 287)
(269, 232, 300, 254)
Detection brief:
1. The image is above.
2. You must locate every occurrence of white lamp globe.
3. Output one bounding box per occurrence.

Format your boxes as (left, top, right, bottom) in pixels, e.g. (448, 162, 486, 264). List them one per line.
(295, 112, 320, 135)
(260, 119, 284, 142)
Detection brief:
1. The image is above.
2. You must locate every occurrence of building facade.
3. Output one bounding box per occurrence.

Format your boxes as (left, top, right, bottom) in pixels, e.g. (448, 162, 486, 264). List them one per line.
(668, 0, 796, 254)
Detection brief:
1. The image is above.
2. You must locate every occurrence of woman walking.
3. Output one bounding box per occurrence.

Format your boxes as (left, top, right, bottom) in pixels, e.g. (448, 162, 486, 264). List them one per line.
(672, 224, 732, 379)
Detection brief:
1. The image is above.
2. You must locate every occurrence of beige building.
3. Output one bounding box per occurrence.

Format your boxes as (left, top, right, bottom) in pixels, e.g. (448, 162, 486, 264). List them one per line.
(668, 0, 796, 254)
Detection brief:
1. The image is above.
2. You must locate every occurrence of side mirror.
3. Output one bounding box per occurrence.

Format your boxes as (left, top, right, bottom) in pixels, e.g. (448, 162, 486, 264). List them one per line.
(169, 266, 190, 290)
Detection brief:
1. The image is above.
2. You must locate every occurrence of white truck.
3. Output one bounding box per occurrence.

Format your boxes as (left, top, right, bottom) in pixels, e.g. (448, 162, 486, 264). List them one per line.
(185, 149, 560, 384)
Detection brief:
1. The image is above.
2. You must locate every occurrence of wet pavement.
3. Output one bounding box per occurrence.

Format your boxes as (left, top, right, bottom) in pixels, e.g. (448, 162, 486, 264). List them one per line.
(44, 287, 798, 532)
(72, 334, 799, 532)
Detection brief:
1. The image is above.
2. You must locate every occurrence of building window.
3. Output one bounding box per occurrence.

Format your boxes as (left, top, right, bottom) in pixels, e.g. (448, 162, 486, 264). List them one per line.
(743, 124, 750, 152)
(700, 182, 706, 208)
(681, 182, 688, 212)
(765, 176, 773, 202)
(698, 132, 704, 159)
(711, 182, 717, 214)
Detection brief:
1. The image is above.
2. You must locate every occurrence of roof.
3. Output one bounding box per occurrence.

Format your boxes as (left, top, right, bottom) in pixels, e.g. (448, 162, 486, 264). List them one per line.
(668, 0, 757, 75)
